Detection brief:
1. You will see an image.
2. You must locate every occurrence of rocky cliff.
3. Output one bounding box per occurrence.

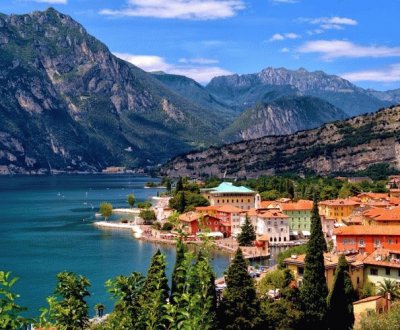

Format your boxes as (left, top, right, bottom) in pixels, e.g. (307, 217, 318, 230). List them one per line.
(0, 8, 221, 174)
(162, 105, 400, 178)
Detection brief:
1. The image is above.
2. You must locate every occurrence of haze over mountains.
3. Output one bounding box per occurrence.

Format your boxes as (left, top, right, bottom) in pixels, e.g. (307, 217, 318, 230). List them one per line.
(0, 8, 399, 174)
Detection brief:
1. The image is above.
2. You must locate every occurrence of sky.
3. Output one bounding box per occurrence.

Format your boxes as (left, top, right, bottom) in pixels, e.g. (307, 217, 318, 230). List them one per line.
(1, 0, 400, 90)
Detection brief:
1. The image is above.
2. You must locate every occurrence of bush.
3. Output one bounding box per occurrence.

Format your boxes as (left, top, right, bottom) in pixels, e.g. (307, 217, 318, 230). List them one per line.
(277, 245, 307, 269)
(161, 222, 174, 231)
(140, 209, 157, 225)
(137, 201, 152, 209)
(152, 222, 161, 230)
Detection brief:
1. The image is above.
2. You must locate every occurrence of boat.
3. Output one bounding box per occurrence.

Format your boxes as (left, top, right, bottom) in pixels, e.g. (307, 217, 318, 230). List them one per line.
(95, 212, 102, 218)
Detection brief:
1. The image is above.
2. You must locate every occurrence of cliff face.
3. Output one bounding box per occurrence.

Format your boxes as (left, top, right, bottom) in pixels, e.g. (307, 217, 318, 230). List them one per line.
(221, 96, 347, 141)
(0, 8, 220, 174)
(162, 105, 400, 178)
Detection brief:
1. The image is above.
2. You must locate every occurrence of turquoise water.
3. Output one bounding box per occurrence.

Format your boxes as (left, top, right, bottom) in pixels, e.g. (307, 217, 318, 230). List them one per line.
(0, 175, 230, 318)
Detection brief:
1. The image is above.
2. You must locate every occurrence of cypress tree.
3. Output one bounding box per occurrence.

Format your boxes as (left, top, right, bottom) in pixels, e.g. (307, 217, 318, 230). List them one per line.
(218, 248, 263, 329)
(139, 249, 169, 329)
(170, 238, 186, 303)
(176, 177, 184, 192)
(237, 215, 256, 247)
(300, 196, 328, 329)
(327, 254, 355, 330)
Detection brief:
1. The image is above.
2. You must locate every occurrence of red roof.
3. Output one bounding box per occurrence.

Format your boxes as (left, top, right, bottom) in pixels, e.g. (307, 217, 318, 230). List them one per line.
(216, 205, 245, 213)
(319, 199, 359, 206)
(334, 225, 400, 236)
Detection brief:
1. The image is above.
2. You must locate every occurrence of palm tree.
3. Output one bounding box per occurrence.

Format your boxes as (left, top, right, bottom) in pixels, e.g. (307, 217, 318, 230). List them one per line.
(377, 279, 400, 300)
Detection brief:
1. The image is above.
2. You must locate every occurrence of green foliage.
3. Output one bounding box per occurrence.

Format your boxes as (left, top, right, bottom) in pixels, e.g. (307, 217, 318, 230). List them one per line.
(127, 194, 135, 208)
(277, 244, 308, 269)
(258, 269, 285, 296)
(161, 222, 174, 231)
(137, 201, 152, 209)
(377, 279, 400, 300)
(46, 271, 91, 330)
(104, 272, 145, 329)
(327, 254, 356, 330)
(260, 189, 281, 201)
(261, 297, 304, 330)
(139, 209, 157, 224)
(176, 177, 184, 192)
(360, 280, 376, 299)
(300, 197, 328, 329)
(218, 248, 264, 329)
(169, 191, 209, 213)
(139, 250, 170, 329)
(171, 239, 187, 302)
(237, 215, 256, 247)
(0, 271, 28, 330)
(99, 202, 112, 220)
(357, 302, 400, 330)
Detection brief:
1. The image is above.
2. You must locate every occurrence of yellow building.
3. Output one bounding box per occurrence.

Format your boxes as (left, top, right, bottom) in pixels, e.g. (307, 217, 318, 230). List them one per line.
(284, 253, 365, 291)
(201, 182, 256, 210)
(318, 199, 359, 222)
(363, 248, 400, 286)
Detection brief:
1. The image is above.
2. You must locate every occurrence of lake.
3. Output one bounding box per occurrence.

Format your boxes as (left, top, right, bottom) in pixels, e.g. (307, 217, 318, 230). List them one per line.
(0, 175, 230, 317)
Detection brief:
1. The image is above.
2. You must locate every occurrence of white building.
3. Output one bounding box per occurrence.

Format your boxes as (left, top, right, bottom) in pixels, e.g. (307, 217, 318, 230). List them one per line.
(255, 210, 290, 243)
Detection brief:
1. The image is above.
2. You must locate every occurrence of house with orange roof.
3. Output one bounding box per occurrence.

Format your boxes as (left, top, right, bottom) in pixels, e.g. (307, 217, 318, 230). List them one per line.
(334, 225, 400, 253)
(363, 248, 400, 286)
(319, 199, 359, 222)
(284, 252, 365, 290)
(255, 209, 290, 243)
(215, 205, 245, 237)
(279, 200, 313, 237)
(357, 192, 390, 203)
(178, 212, 230, 237)
(362, 206, 400, 225)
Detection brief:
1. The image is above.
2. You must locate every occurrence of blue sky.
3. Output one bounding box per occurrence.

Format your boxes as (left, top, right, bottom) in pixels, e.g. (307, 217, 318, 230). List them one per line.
(1, 0, 400, 90)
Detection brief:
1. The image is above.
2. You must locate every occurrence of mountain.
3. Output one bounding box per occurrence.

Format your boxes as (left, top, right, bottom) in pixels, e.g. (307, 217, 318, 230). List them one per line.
(0, 8, 224, 174)
(206, 67, 392, 116)
(151, 72, 237, 127)
(367, 88, 400, 104)
(161, 105, 400, 178)
(221, 96, 347, 141)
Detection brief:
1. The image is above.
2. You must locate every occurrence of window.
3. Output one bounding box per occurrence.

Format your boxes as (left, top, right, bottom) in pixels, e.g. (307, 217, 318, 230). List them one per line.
(298, 267, 304, 275)
(281, 228, 284, 232)
(374, 239, 381, 247)
(386, 268, 391, 276)
(268, 228, 271, 232)
(370, 268, 378, 276)
(398, 269, 400, 277)
(388, 239, 393, 245)
(359, 239, 365, 247)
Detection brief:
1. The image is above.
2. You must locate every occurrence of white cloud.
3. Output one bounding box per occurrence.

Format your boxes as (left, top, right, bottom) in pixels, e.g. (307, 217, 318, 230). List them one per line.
(178, 57, 219, 64)
(299, 16, 357, 32)
(100, 0, 245, 20)
(341, 64, 400, 83)
(298, 40, 400, 60)
(280, 47, 290, 53)
(33, 0, 67, 3)
(114, 53, 231, 83)
(269, 32, 301, 42)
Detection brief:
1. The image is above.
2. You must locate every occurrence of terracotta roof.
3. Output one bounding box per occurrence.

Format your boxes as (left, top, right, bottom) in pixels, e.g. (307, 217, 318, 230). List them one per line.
(196, 206, 221, 212)
(363, 248, 400, 269)
(216, 205, 246, 213)
(258, 210, 288, 219)
(284, 252, 365, 269)
(280, 200, 313, 211)
(390, 197, 400, 205)
(257, 234, 270, 241)
(358, 192, 390, 200)
(319, 199, 359, 206)
(353, 295, 383, 305)
(334, 225, 400, 236)
(179, 212, 202, 222)
(363, 206, 400, 221)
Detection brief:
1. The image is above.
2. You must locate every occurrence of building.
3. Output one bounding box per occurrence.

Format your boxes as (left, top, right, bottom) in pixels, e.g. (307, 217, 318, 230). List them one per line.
(357, 193, 390, 203)
(353, 296, 389, 320)
(178, 212, 230, 237)
(363, 248, 400, 286)
(284, 253, 365, 290)
(362, 206, 400, 225)
(334, 225, 400, 254)
(279, 200, 313, 238)
(254, 210, 290, 243)
(201, 182, 256, 210)
(319, 199, 359, 222)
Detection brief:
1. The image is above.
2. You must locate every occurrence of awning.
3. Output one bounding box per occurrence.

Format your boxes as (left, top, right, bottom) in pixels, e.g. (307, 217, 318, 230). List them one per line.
(197, 232, 224, 238)
(301, 230, 310, 236)
(290, 231, 299, 236)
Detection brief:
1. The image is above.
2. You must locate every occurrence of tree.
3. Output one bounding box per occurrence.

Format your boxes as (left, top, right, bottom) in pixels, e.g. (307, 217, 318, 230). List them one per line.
(327, 254, 356, 330)
(237, 215, 256, 247)
(357, 301, 400, 330)
(127, 194, 135, 208)
(377, 279, 400, 300)
(104, 272, 145, 329)
(166, 178, 172, 194)
(300, 196, 328, 329)
(0, 271, 28, 330)
(94, 303, 105, 318)
(176, 177, 184, 192)
(170, 239, 186, 302)
(99, 202, 113, 221)
(48, 271, 90, 330)
(139, 250, 169, 329)
(218, 248, 263, 329)
(139, 209, 157, 225)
